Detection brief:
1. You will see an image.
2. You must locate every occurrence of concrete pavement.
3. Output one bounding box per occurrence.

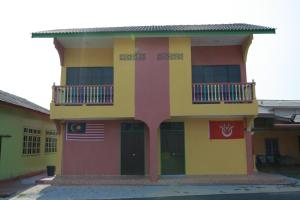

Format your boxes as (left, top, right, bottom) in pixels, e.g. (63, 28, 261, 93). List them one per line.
(114, 192, 300, 200)
(39, 173, 299, 185)
(2, 172, 300, 200)
(6, 183, 300, 200)
(0, 174, 46, 198)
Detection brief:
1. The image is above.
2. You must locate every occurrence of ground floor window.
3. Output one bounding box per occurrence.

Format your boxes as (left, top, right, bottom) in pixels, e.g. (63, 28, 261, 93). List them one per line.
(45, 130, 57, 153)
(22, 127, 41, 155)
(265, 138, 279, 156)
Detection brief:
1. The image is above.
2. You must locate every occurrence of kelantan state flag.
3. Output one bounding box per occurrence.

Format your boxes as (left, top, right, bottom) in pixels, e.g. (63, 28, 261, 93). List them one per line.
(209, 121, 244, 139)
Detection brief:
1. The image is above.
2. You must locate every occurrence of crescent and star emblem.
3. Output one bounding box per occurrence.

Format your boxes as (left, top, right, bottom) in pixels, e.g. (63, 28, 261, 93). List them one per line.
(219, 123, 234, 138)
(70, 123, 82, 132)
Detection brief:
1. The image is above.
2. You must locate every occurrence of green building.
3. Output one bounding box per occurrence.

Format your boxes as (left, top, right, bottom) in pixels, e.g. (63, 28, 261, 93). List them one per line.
(0, 90, 57, 181)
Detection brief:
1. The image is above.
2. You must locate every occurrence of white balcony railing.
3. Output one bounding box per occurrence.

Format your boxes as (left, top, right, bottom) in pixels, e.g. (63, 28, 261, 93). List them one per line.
(52, 83, 254, 105)
(192, 82, 255, 103)
(52, 85, 113, 105)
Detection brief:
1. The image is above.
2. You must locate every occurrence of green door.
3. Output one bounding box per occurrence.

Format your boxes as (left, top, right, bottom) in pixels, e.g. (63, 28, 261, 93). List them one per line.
(160, 122, 185, 175)
(121, 123, 145, 175)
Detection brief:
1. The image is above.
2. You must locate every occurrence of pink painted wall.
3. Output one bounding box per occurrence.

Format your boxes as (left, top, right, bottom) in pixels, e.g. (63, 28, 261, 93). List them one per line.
(135, 38, 170, 128)
(62, 121, 120, 175)
(191, 46, 247, 82)
(135, 38, 170, 181)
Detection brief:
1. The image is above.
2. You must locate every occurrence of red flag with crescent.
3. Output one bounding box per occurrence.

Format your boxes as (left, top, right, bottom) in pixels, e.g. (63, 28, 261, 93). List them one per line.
(209, 121, 244, 139)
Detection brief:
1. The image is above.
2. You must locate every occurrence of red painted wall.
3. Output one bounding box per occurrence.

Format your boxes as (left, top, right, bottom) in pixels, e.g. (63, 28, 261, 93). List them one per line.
(191, 46, 247, 82)
(62, 121, 120, 175)
(135, 38, 170, 128)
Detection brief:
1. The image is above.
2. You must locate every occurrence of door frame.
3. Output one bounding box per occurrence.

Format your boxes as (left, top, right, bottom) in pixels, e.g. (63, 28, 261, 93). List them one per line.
(120, 122, 145, 175)
(160, 122, 185, 175)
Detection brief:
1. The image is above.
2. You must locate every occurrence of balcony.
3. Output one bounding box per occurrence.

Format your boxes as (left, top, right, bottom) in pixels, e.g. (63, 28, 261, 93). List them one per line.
(192, 82, 255, 104)
(52, 85, 113, 105)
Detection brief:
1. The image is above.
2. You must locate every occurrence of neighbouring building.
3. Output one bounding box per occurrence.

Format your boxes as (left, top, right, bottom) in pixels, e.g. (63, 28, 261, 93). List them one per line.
(253, 100, 300, 167)
(0, 90, 57, 181)
(32, 23, 275, 181)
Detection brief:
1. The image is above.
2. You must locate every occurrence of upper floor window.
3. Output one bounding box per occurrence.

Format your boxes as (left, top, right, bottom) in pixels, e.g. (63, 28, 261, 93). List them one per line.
(66, 67, 113, 85)
(192, 65, 241, 83)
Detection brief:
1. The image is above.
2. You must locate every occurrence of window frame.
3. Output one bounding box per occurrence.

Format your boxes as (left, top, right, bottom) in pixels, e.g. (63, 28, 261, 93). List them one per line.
(22, 127, 41, 156)
(192, 65, 241, 84)
(45, 130, 57, 153)
(66, 67, 114, 85)
(265, 138, 280, 156)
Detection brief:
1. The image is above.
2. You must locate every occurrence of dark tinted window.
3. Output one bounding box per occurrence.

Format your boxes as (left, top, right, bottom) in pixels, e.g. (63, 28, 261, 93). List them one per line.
(192, 65, 241, 83)
(66, 67, 113, 85)
(160, 122, 184, 131)
(265, 138, 279, 156)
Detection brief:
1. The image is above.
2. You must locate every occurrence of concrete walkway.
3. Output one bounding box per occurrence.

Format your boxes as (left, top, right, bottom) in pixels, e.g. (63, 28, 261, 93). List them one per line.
(0, 174, 46, 198)
(2, 173, 300, 199)
(39, 172, 297, 185)
(7, 184, 300, 200)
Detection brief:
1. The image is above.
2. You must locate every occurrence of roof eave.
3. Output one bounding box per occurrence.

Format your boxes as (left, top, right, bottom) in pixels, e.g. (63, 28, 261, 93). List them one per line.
(0, 100, 49, 116)
(32, 29, 276, 38)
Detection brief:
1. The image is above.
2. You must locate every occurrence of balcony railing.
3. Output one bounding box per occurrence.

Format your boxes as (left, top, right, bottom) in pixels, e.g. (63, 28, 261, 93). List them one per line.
(192, 82, 255, 104)
(52, 85, 113, 105)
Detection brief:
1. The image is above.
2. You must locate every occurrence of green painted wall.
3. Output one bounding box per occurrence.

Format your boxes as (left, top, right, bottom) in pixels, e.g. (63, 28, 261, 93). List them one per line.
(0, 104, 57, 180)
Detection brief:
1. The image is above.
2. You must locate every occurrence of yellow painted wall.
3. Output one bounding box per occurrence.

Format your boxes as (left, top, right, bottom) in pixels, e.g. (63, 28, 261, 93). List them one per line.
(51, 39, 135, 120)
(253, 131, 300, 163)
(0, 105, 57, 180)
(169, 37, 192, 116)
(52, 37, 257, 120)
(185, 118, 247, 175)
(113, 38, 135, 118)
(60, 67, 66, 85)
(60, 48, 113, 85)
(64, 48, 113, 67)
(169, 37, 258, 117)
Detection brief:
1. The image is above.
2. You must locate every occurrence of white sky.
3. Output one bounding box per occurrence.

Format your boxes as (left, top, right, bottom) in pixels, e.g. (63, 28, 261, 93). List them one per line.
(0, 0, 299, 109)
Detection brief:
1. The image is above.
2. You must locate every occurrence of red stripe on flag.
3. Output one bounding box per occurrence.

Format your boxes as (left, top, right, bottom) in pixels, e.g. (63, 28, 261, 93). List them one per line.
(66, 122, 105, 141)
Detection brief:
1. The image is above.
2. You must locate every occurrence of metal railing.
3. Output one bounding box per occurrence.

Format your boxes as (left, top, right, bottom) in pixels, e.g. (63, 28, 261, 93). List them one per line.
(192, 82, 255, 103)
(52, 84, 113, 105)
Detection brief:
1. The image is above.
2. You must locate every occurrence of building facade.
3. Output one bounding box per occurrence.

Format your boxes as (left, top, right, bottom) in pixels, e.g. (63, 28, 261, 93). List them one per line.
(0, 90, 57, 181)
(33, 24, 275, 181)
(253, 100, 300, 167)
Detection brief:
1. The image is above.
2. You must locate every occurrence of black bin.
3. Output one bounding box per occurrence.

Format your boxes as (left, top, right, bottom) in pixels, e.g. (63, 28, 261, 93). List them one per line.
(46, 165, 56, 176)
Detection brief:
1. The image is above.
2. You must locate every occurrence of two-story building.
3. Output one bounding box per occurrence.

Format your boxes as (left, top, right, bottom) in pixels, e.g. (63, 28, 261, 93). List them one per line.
(32, 24, 275, 181)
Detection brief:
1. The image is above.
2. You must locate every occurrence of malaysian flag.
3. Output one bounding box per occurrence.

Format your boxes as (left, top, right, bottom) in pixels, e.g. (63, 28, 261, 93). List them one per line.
(66, 122, 104, 141)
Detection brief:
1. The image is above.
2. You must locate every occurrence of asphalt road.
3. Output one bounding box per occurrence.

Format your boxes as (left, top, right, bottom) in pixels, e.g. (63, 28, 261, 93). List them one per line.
(123, 191, 300, 200)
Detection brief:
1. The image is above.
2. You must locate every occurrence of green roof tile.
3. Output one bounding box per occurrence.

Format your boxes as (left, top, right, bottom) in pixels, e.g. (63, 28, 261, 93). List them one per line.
(32, 23, 275, 38)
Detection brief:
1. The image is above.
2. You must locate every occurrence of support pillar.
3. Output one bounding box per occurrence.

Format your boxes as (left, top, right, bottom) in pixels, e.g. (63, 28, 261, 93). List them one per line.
(55, 121, 64, 176)
(148, 126, 158, 182)
(245, 131, 254, 175)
